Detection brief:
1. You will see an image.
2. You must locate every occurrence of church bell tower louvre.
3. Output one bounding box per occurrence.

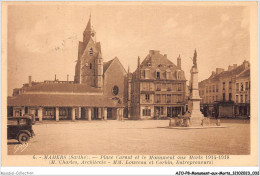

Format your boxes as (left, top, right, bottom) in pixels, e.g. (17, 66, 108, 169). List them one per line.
(74, 14, 103, 89)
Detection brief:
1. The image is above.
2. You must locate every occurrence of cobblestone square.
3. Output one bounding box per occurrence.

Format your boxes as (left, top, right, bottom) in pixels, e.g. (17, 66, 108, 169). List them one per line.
(8, 119, 250, 155)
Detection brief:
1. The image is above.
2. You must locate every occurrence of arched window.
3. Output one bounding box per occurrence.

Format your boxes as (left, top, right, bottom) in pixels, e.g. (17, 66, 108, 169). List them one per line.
(89, 48, 93, 56)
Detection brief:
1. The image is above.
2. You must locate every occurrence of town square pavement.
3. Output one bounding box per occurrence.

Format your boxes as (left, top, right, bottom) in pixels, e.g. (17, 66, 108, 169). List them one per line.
(8, 119, 250, 155)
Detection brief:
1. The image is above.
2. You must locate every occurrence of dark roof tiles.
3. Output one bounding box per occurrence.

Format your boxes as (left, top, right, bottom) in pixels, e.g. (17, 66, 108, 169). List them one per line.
(24, 83, 102, 93)
(103, 59, 114, 73)
(199, 63, 250, 85)
(8, 94, 124, 107)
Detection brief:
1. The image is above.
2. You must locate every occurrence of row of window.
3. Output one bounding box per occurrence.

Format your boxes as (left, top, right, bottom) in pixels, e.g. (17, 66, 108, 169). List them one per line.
(200, 85, 220, 96)
(203, 93, 232, 103)
(236, 82, 249, 92)
(142, 108, 151, 116)
(201, 81, 250, 96)
(141, 82, 154, 91)
(142, 106, 182, 117)
(203, 95, 219, 104)
(222, 81, 232, 90)
(236, 94, 249, 103)
(203, 93, 231, 103)
(12, 107, 83, 118)
(155, 94, 183, 103)
(155, 83, 183, 91)
(44, 108, 74, 116)
(143, 94, 184, 103)
(141, 82, 184, 92)
(207, 84, 219, 93)
(141, 69, 181, 80)
(202, 93, 249, 104)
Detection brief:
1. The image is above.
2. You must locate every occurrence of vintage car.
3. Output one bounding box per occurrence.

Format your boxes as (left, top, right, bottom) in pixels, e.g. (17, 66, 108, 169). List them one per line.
(7, 117, 35, 143)
(23, 114, 36, 125)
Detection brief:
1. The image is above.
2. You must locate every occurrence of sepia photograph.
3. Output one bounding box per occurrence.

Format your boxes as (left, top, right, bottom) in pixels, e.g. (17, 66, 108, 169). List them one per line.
(1, 1, 258, 169)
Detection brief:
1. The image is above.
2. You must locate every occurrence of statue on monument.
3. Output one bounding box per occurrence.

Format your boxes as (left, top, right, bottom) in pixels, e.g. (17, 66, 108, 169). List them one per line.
(169, 49, 221, 128)
(189, 49, 204, 126)
(193, 49, 197, 67)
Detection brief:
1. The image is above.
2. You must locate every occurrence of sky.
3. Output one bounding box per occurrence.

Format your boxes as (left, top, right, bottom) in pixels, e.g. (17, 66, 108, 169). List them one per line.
(7, 3, 250, 96)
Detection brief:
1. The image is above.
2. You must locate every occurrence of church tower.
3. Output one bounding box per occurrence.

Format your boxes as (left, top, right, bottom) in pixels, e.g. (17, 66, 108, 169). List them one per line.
(74, 15, 103, 88)
(95, 51, 103, 88)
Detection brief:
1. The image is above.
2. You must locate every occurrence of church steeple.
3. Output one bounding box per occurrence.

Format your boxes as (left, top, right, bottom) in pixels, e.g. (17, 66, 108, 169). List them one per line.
(75, 14, 103, 87)
(85, 14, 92, 31)
(83, 14, 95, 44)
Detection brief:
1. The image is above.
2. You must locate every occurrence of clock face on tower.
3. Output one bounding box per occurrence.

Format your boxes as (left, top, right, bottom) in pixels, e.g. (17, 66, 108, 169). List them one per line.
(112, 85, 119, 96)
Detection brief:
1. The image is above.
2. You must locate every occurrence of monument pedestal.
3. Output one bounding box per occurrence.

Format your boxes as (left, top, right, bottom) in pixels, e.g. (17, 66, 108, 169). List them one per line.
(190, 101, 204, 126)
(190, 112, 204, 126)
(169, 49, 220, 129)
(189, 65, 204, 126)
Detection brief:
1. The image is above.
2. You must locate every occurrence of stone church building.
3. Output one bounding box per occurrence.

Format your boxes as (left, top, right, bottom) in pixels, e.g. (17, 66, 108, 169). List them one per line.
(7, 16, 128, 121)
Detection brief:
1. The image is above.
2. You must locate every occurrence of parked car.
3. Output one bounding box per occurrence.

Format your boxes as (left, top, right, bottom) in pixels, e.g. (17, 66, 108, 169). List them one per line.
(7, 117, 35, 144)
(23, 114, 36, 124)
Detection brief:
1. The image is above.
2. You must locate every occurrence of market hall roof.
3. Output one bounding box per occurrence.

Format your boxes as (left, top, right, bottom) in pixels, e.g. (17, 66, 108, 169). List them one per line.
(7, 94, 125, 107)
(23, 83, 103, 94)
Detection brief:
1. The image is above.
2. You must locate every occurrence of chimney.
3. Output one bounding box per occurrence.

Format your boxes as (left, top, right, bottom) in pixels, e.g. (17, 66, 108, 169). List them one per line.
(28, 76, 32, 86)
(67, 74, 69, 81)
(243, 60, 249, 69)
(228, 65, 234, 71)
(55, 74, 57, 81)
(177, 54, 181, 69)
(211, 71, 216, 76)
(149, 50, 160, 55)
(137, 56, 140, 68)
(233, 64, 237, 69)
(216, 68, 224, 74)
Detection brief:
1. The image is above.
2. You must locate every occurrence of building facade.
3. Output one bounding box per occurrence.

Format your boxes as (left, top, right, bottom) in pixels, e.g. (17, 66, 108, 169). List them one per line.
(8, 16, 128, 121)
(129, 50, 187, 120)
(199, 60, 250, 118)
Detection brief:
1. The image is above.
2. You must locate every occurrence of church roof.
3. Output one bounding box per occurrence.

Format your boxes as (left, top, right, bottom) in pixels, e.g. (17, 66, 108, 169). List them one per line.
(103, 57, 127, 74)
(103, 59, 114, 73)
(7, 94, 124, 107)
